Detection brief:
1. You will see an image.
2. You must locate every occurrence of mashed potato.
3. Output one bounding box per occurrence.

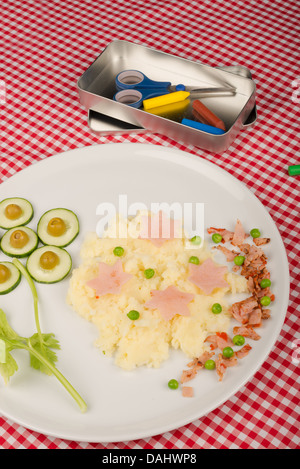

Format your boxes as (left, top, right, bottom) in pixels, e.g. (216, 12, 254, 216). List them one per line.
(67, 212, 248, 370)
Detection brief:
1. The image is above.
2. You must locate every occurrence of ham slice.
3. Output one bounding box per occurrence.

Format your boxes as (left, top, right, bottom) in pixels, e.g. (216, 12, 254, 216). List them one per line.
(188, 258, 229, 294)
(145, 285, 194, 321)
(86, 259, 132, 296)
(182, 386, 194, 397)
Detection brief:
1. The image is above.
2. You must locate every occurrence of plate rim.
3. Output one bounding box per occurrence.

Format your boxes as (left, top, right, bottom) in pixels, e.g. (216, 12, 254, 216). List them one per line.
(0, 143, 290, 442)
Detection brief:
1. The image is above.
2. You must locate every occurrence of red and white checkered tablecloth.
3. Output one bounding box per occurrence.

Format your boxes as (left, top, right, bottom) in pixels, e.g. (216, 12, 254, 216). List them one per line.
(0, 0, 299, 450)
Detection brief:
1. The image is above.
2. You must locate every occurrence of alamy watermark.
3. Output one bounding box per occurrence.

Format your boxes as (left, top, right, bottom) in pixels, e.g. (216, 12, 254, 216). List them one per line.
(95, 195, 205, 248)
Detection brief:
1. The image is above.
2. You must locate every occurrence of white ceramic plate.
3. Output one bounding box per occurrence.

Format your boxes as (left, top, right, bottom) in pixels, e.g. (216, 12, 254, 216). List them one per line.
(0, 143, 289, 442)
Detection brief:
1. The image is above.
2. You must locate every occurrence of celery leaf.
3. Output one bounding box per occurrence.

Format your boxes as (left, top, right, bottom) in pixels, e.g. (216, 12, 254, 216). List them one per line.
(28, 333, 60, 375)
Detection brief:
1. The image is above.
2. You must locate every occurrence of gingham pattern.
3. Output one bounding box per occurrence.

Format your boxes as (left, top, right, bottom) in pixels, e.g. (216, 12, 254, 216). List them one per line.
(0, 0, 299, 449)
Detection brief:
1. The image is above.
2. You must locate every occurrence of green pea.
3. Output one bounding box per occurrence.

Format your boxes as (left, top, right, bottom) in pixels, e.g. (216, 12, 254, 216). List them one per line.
(250, 228, 261, 238)
(232, 335, 245, 346)
(127, 310, 140, 320)
(113, 246, 124, 257)
(204, 359, 216, 370)
(168, 379, 179, 390)
(234, 255, 245, 266)
(260, 295, 271, 306)
(211, 303, 222, 314)
(189, 256, 199, 265)
(144, 268, 155, 279)
(190, 235, 201, 245)
(222, 347, 234, 358)
(260, 278, 271, 289)
(212, 233, 222, 243)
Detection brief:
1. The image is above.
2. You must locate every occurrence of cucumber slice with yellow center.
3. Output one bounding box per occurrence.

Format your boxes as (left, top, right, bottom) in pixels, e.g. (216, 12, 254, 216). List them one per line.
(0, 262, 21, 294)
(0, 226, 38, 258)
(37, 208, 79, 247)
(0, 197, 34, 229)
(26, 245, 72, 284)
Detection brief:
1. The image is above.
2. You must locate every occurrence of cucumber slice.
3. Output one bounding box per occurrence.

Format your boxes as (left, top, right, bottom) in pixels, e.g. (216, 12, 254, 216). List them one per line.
(37, 208, 79, 247)
(0, 226, 39, 258)
(0, 197, 34, 229)
(26, 245, 72, 284)
(0, 262, 21, 294)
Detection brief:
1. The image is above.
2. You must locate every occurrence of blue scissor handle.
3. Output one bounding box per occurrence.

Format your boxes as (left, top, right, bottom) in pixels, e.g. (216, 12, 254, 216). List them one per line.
(114, 70, 187, 108)
(115, 70, 171, 91)
(113, 88, 171, 108)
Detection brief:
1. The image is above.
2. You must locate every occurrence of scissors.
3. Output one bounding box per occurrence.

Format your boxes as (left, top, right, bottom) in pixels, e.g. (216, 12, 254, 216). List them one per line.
(113, 70, 235, 108)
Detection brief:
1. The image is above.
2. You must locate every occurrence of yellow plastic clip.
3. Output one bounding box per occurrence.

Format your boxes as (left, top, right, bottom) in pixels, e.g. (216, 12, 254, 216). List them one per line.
(143, 91, 190, 111)
(146, 99, 190, 120)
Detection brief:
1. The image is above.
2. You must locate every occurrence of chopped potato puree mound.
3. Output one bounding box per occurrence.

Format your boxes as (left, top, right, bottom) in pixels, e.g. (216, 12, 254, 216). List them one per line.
(67, 212, 248, 371)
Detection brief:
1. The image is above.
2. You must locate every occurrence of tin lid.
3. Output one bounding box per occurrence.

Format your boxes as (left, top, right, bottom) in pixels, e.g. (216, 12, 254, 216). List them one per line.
(87, 65, 257, 135)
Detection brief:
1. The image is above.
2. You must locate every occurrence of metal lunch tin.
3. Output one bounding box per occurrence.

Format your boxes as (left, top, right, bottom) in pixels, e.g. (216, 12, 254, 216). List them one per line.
(77, 41, 257, 152)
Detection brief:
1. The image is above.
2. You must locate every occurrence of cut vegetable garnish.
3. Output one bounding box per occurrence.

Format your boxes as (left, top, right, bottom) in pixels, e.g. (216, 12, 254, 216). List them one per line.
(26, 245, 72, 283)
(0, 259, 88, 412)
(0, 262, 21, 295)
(39, 250, 60, 270)
(47, 217, 67, 237)
(0, 264, 10, 283)
(37, 208, 79, 247)
(0, 197, 34, 229)
(0, 226, 38, 258)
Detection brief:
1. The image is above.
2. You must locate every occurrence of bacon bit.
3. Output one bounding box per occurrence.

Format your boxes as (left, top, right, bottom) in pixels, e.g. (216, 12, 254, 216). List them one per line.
(182, 386, 194, 397)
(187, 351, 214, 369)
(233, 325, 261, 341)
(180, 368, 197, 383)
(235, 344, 252, 359)
(215, 353, 238, 381)
(205, 332, 233, 350)
(223, 355, 238, 367)
(232, 219, 247, 247)
(204, 334, 218, 350)
(256, 287, 270, 298)
(145, 285, 194, 321)
(229, 297, 259, 324)
(247, 276, 255, 293)
(253, 237, 271, 246)
(239, 243, 251, 254)
(188, 258, 229, 294)
(248, 308, 262, 327)
(243, 245, 265, 265)
(207, 227, 234, 243)
(215, 354, 227, 381)
(261, 309, 271, 320)
(214, 245, 240, 262)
